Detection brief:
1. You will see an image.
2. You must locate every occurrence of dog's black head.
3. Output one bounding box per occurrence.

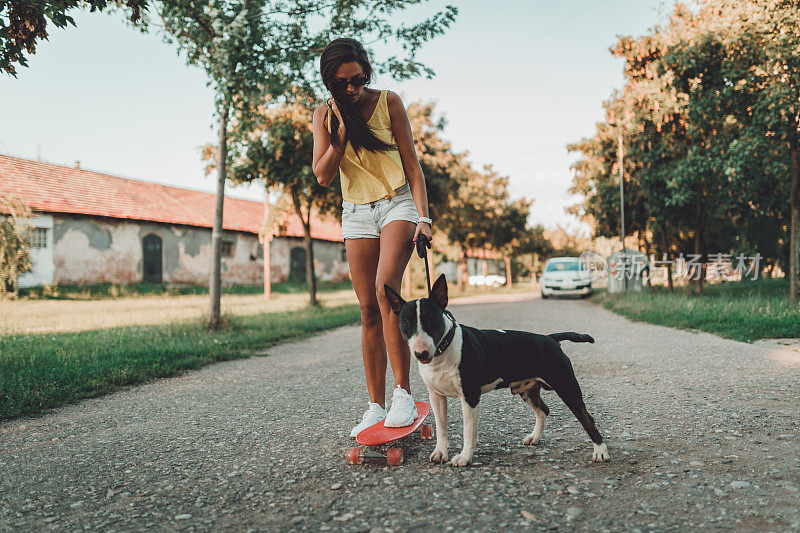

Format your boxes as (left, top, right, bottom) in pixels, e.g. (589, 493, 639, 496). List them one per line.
(384, 273, 451, 364)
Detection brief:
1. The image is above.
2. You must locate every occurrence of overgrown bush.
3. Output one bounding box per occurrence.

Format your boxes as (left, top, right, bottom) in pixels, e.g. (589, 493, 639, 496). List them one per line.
(0, 196, 32, 299)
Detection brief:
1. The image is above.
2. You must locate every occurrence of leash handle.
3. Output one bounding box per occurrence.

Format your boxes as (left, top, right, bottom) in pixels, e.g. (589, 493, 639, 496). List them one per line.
(415, 233, 432, 296)
(415, 233, 430, 259)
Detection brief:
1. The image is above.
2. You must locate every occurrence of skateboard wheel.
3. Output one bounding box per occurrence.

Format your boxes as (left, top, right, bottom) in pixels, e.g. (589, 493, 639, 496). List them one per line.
(387, 447, 404, 466)
(420, 424, 434, 439)
(346, 447, 364, 465)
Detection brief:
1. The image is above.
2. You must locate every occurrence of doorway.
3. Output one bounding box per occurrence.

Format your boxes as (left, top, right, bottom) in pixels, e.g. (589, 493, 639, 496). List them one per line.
(290, 246, 306, 282)
(142, 234, 163, 283)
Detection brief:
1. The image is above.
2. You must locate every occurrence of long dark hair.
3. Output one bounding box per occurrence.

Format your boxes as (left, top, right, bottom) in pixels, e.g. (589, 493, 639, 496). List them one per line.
(320, 38, 396, 155)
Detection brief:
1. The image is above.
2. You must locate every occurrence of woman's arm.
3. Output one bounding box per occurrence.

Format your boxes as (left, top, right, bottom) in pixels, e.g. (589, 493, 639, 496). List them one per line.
(312, 102, 346, 187)
(387, 91, 431, 232)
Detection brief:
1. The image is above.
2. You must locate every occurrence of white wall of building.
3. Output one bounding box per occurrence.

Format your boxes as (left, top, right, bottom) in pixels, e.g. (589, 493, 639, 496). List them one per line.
(18, 214, 55, 288)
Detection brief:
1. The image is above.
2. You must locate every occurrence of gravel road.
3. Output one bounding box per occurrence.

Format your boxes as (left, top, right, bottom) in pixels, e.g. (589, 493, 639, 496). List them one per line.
(2, 292, 799, 532)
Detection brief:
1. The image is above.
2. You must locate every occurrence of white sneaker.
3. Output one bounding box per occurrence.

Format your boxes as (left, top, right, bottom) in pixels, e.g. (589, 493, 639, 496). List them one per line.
(384, 386, 418, 428)
(350, 402, 386, 437)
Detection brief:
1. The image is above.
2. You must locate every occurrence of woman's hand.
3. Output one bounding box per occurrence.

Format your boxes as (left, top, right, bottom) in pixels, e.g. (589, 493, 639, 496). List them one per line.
(413, 221, 432, 247)
(328, 97, 346, 138)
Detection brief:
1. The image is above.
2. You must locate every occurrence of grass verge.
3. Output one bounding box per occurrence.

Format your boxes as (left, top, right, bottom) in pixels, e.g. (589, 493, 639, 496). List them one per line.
(590, 278, 800, 342)
(18, 280, 355, 300)
(0, 303, 360, 420)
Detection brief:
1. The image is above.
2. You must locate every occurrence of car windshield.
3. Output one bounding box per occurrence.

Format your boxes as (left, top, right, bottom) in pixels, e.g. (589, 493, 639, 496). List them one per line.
(545, 259, 581, 272)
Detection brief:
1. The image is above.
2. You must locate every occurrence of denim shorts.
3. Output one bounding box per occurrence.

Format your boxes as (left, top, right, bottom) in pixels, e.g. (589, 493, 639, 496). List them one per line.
(341, 182, 419, 242)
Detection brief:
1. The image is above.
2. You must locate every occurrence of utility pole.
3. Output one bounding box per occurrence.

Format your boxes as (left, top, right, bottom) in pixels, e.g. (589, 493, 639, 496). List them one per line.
(617, 130, 628, 290)
(618, 131, 626, 253)
(262, 189, 271, 299)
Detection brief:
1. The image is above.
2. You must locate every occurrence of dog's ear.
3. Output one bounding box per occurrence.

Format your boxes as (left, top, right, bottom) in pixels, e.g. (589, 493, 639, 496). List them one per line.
(430, 273, 448, 310)
(384, 283, 406, 316)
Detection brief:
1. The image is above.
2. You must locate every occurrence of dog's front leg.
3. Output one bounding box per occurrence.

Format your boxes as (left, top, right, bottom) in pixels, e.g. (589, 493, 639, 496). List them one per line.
(450, 398, 478, 467)
(428, 388, 449, 463)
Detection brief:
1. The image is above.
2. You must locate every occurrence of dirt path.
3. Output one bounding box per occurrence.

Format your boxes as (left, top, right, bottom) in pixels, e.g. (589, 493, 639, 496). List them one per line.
(1, 294, 798, 531)
(0, 290, 358, 335)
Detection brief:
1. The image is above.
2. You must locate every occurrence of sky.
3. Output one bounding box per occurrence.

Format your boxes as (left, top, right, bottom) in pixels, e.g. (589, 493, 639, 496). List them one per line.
(0, 0, 670, 235)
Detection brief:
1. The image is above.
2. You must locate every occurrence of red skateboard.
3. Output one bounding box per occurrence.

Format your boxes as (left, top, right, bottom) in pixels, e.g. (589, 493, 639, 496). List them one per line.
(346, 401, 433, 466)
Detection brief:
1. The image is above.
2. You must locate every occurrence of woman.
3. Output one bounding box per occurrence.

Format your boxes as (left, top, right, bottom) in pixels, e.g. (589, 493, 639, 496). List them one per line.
(311, 37, 433, 436)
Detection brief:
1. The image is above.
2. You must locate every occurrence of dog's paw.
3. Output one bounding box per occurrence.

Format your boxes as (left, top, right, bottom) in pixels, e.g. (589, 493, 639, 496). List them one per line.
(430, 447, 449, 463)
(449, 452, 472, 467)
(522, 432, 541, 446)
(592, 443, 610, 462)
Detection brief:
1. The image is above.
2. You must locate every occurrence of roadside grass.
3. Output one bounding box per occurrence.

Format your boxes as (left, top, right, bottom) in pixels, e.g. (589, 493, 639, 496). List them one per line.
(0, 288, 359, 336)
(591, 278, 799, 342)
(0, 304, 360, 420)
(18, 279, 355, 300)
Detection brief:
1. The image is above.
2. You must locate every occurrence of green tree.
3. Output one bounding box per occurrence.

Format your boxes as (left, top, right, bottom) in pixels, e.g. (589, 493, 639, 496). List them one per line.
(511, 223, 552, 283)
(483, 195, 533, 285)
(441, 163, 523, 290)
(660, 20, 747, 293)
(405, 99, 461, 230)
(0, 195, 32, 299)
(1, 0, 146, 76)
(403, 99, 468, 287)
(401, 100, 545, 290)
(732, 0, 800, 299)
(212, 91, 340, 306)
(571, 2, 795, 296)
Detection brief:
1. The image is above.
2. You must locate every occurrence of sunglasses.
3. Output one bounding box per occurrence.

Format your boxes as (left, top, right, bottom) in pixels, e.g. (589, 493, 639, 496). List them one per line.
(332, 74, 367, 92)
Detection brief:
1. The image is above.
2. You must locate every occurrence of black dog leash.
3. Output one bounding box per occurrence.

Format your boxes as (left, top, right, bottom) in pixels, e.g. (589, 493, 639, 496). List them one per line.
(415, 232, 432, 295)
(415, 233, 456, 354)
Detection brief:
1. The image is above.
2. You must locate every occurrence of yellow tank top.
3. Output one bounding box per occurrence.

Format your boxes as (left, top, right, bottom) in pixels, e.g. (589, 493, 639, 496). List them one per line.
(326, 89, 407, 203)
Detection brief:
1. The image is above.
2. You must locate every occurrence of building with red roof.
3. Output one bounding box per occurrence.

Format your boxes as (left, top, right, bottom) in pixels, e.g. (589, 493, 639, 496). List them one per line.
(0, 154, 348, 287)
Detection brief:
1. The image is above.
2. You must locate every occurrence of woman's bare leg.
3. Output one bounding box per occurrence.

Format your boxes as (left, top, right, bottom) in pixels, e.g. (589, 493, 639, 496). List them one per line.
(376, 220, 417, 393)
(345, 237, 387, 408)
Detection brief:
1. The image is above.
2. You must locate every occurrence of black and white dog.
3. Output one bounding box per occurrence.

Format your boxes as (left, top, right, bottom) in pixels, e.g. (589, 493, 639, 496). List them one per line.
(384, 274, 610, 467)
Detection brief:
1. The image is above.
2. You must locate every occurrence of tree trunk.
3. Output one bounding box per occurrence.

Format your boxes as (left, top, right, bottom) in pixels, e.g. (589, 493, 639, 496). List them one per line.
(262, 191, 271, 299)
(457, 249, 466, 293)
(207, 103, 229, 330)
(482, 257, 488, 291)
(642, 230, 653, 288)
(618, 131, 626, 251)
(504, 256, 512, 287)
(0, 243, 4, 297)
(9, 261, 17, 299)
(692, 188, 706, 295)
(262, 237, 272, 299)
(790, 136, 799, 301)
(660, 225, 674, 291)
(291, 189, 318, 306)
(666, 260, 674, 291)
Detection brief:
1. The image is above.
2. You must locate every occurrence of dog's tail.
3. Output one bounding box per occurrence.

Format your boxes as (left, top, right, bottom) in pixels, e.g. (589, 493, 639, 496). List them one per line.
(548, 332, 595, 344)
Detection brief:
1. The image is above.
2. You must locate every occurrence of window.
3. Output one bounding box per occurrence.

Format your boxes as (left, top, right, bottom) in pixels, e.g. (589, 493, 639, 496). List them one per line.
(545, 259, 581, 272)
(221, 239, 235, 258)
(30, 227, 48, 249)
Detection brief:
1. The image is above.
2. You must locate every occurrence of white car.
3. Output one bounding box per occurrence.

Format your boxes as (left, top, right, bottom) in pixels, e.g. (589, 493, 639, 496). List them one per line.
(540, 257, 592, 299)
